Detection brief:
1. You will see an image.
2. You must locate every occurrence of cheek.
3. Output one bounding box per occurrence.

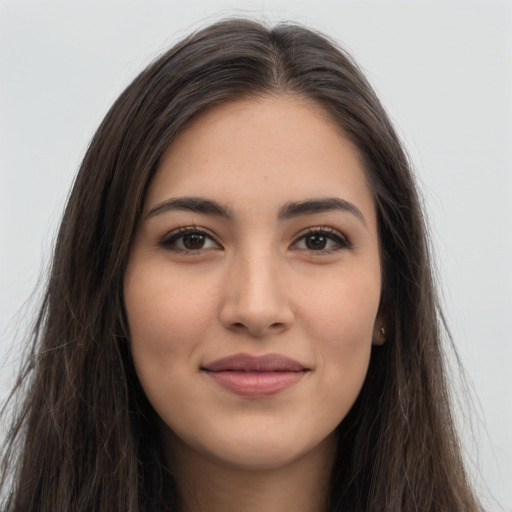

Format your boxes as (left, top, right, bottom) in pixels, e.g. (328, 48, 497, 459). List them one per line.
(123, 263, 217, 379)
(300, 269, 381, 348)
(123, 264, 223, 435)
(299, 270, 380, 411)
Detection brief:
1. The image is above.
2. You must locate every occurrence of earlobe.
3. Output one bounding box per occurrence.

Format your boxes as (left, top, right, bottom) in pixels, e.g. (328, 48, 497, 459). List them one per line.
(372, 312, 387, 345)
(373, 290, 389, 345)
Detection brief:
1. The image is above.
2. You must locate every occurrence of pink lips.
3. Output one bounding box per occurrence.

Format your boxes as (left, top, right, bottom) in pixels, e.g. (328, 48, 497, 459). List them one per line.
(201, 353, 308, 397)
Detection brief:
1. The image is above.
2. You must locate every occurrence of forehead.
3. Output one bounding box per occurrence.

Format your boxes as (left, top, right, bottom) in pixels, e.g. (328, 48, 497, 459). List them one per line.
(146, 95, 375, 225)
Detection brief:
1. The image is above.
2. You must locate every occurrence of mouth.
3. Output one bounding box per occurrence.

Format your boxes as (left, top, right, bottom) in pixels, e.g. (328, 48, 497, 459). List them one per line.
(201, 353, 309, 397)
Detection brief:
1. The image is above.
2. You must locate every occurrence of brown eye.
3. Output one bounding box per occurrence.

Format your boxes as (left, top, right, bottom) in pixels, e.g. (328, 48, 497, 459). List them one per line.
(293, 228, 351, 252)
(305, 234, 328, 250)
(160, 228, 220, 252)
(182, 233, 206, 250)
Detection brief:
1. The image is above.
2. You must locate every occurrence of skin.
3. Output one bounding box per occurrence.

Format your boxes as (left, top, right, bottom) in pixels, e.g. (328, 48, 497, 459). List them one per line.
(124, 95, 384, 512)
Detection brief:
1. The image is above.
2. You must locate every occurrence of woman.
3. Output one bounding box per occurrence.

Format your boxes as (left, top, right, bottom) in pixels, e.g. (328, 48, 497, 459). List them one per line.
(0, 18, 483, 511)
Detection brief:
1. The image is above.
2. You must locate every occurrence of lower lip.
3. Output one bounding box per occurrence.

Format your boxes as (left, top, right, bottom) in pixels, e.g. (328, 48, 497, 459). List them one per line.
(205, 371, 307, 397)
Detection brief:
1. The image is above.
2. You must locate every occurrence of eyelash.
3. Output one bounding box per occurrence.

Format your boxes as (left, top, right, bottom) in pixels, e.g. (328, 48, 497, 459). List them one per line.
(292, 226, 352, 253)
(159, 226, 220, 253)
(158, 226, 352, 254)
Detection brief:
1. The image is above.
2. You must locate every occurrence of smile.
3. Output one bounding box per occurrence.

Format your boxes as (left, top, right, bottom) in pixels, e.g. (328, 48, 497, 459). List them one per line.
(201, 353, 309, 397)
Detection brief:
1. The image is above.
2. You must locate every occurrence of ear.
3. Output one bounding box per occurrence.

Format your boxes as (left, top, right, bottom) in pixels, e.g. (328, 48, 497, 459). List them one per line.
(372, 312, 387, 346)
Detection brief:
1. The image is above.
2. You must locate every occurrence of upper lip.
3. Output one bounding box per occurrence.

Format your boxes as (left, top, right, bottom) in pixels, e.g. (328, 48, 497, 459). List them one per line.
(201, 353, 308, 372)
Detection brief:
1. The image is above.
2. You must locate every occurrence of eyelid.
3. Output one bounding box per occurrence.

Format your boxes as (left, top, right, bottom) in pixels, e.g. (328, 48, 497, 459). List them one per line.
(158, 225, 222, 252)
(157, 225, 351, 254)
(291, 226, 352, 251)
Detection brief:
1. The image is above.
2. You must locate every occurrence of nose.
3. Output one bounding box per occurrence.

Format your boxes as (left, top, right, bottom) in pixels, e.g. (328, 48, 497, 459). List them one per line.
(219, 249, 294, 337)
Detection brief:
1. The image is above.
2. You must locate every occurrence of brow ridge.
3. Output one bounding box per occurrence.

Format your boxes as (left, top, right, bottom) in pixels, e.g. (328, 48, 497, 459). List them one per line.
(146, 195, 366, 226)
(146, 197, 232, 219)
(278, 197, 366, 225)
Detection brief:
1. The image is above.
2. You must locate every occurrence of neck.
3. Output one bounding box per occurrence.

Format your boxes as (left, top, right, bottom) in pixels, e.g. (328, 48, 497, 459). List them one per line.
(167, 435, 336, 512)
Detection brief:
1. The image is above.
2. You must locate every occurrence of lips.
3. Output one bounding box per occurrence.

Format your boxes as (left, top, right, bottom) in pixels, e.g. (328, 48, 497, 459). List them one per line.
(201, 353, 309, 397)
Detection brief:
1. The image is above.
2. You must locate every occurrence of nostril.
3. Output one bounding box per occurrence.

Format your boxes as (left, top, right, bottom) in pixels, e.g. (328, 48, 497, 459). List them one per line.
(219, 293, 295, 336)
(227, 320, 287, 337)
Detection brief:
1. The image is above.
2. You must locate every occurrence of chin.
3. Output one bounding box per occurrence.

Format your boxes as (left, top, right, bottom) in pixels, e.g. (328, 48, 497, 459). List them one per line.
(213, 443, 302, 471)
(193, 428, 336, 473)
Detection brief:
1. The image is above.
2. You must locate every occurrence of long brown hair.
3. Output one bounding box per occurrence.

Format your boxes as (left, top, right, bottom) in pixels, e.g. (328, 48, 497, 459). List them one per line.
(1, 18, 482, 511)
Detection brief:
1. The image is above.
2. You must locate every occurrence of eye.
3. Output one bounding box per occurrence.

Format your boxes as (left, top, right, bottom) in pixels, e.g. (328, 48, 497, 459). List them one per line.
(292, 227, 351, 252)
(159, 227, 221, 253)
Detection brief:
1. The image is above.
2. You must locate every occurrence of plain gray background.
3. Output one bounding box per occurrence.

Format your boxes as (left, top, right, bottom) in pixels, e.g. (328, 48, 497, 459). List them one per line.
(1, 1, 511, 509)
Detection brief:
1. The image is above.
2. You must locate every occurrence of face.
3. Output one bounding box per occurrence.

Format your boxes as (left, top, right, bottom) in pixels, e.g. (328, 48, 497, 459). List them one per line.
(124, 95, 384, 472)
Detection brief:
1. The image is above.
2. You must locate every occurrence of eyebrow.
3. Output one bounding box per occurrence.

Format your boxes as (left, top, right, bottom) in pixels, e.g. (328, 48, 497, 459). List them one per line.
(146, 196, 233, 219)
(278, 197, 366, 226)
(145, 195, 366, 226)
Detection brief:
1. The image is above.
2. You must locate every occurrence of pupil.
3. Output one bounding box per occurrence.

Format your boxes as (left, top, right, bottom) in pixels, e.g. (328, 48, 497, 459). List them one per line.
(306, 234, 327, 250)
(183, 233, 205, 250)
